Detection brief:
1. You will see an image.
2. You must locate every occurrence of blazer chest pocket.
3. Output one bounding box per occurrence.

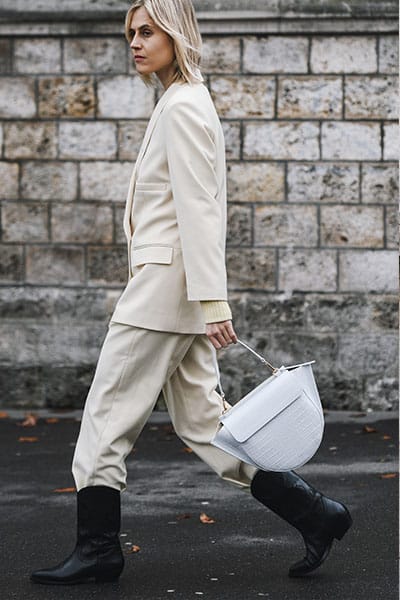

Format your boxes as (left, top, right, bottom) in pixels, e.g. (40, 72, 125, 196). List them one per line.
(131, 245, 173, 266)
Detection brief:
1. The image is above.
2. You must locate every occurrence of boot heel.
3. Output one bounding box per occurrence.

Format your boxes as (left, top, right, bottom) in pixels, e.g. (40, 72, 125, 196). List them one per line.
(95, 570, 122, 583)
(334, 509, 353, 540)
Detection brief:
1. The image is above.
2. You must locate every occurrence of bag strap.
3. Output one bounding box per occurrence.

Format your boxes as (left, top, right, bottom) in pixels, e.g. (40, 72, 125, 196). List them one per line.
(211, 338, 315, 400)
(211, 338, 277, 400)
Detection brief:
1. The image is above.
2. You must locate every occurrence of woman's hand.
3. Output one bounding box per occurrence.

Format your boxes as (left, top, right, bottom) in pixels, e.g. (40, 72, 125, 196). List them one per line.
(206, 320, 238, 349)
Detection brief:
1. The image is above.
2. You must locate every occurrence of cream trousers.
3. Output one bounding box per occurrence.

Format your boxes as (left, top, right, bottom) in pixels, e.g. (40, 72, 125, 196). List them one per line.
(72, 322, 257, 492)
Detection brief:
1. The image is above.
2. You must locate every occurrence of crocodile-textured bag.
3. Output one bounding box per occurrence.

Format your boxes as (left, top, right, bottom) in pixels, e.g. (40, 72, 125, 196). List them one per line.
(211, 339, 324, 472)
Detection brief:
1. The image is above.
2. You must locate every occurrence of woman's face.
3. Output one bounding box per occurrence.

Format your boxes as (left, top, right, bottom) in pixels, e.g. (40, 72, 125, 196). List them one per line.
(128, 6, 176, 86)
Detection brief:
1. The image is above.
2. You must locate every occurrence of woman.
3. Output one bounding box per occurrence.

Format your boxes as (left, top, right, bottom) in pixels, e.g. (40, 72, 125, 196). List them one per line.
(30, 0, 352, 585)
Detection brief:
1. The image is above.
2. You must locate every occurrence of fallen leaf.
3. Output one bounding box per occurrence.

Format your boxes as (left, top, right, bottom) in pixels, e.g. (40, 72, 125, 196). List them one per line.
(362, 425, 377, 434)
(46, 418, 59, 424)
(0, 411, 9, 419)
(21, 413, 38, 427)
(126, 544, 141, 553)
(176, 513, 192, 520)
(182, 447, 193, 453)
(382, 435, 392, 440)
(162, 424, 175, 434)
(18, 436, 39, 442)
(380, 473, 397, 479)
(53, 487, 76, 493)
(200, 512, 215, 524)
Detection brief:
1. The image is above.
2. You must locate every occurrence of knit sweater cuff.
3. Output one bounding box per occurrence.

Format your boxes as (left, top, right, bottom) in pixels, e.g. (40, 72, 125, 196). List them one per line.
(200, 300, 232, 324)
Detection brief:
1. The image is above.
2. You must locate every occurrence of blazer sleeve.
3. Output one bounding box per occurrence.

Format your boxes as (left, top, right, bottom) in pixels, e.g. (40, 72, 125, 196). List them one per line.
(162, 99, 228, 302)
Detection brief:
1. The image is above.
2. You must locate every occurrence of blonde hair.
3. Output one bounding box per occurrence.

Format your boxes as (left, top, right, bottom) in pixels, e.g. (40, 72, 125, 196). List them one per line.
(125, 0, 203, 87)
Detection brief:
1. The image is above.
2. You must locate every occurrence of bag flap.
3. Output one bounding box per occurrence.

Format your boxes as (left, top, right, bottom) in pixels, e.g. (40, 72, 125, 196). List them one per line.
(131, 245, 173, 266)
(220, 369, 303, 443)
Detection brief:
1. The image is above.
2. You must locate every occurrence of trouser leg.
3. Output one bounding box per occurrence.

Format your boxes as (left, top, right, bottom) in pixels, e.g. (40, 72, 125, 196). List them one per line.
(72, 322, 195, 492)
(162, 334, 257, 489)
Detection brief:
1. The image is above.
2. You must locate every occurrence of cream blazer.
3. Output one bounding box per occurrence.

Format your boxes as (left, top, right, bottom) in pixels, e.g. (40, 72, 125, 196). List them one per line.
(111, 81, 229, 334)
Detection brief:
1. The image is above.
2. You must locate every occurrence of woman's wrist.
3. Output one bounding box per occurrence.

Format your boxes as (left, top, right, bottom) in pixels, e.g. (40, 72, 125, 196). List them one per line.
(200, 300, 232, 324)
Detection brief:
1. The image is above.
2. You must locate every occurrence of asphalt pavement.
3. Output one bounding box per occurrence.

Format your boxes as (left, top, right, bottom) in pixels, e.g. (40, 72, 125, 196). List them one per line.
(0, 409, 398, 600)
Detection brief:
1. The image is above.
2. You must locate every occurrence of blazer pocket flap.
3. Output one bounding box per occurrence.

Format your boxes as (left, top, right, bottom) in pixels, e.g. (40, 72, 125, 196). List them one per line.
(131, 246, 173, 266)
(135, 182, 168, 191)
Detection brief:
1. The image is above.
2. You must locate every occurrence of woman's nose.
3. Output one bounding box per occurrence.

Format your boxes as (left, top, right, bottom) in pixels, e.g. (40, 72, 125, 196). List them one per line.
(130, 36, 141, 50)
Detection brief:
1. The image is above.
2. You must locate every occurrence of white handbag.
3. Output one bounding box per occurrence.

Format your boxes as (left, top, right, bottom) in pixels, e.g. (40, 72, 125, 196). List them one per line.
(211, 339, 325, 472)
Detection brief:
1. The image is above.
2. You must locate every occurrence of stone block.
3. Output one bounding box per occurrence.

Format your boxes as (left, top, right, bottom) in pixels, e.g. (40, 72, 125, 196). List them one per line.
(315, 372, 364, 410)
(339, 250, 398, 292)
(244, 122, 319, 160)
(310, 36, 377, 73)
(38, 76, 95, 118)
(80, 161, 132, 201)
(0, 322, 106, 367)
(345, 76, 398, 119)
(243, 36, 308, 73)
(227, 162, 285, 203)
(279, 249, 337, 292)
(0, 286, 110, 321)
(299, 293, 347, 334)
(278, 76, 342, 119)
(114, 205, 126, 243)
(221, 121, 240, 160)
(0, 162, 19, 199)
(0, 245, 23, 282)
(321, 122, 381, 160)
(226, 204, 252, 246)
(320, 205, 384, 247)
(226, 248, 276, 290)
(385, 205, 398, 249)
(51, 203, 113, 244)
(338, 332, 397, 376)
(21, 161, 78, 201)
(363, 377, 398, 411)
(97, 76, 154, 118)
(303, 293, 398, 333)
(26, 246, 85, 285)
(59, 122, 117, 159)
(383, 123, 398, 160)
(14, 38, 61, 73)
(361, 163, 398, 204)
(272, 331, 338, 370)
(1, 201, 49, 242)
(379, 35, 399, 74)
(370, 295, 399, 330)
(87, 246, 127, 285)
(41, 365, 96, 409)
(288, 162, 359, 203)
(202, 37, 241, 73)
(64, 38, 126, 73)
(254, 204, 318, 246)
(4, 122, 57, 159)
(0, 40, 12, 74)
(210, 76, 275, 118)
(0, 77, 36, 118)
(242, 293, 306, 332)
(0, 366, 45, 408)
(118, 120, 148, 160)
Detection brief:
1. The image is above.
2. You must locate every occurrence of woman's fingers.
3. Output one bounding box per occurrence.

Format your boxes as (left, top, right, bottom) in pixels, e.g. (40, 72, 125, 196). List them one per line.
(206, 320, 238, 349)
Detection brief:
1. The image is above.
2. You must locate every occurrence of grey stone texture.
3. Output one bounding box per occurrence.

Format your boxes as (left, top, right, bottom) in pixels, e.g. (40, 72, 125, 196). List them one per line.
(14, 39, 61, 73)
(0, 3, 397, 411)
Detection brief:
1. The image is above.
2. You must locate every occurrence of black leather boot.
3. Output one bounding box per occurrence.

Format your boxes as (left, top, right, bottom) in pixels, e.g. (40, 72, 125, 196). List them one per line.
(30, 485, 124, 585)
(250, 470, 352, 577)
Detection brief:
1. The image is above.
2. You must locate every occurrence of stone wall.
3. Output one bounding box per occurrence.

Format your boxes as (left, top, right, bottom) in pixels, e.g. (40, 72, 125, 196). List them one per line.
(0, 1, 398, 410)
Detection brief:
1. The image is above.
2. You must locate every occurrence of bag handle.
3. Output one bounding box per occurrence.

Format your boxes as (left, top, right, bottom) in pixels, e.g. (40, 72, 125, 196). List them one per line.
(212, 338, 278, 400)
(212, 338, 315, 400)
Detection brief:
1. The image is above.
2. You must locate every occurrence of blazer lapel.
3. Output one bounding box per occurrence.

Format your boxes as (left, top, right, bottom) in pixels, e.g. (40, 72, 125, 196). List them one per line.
(123, 82, 182, 240)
